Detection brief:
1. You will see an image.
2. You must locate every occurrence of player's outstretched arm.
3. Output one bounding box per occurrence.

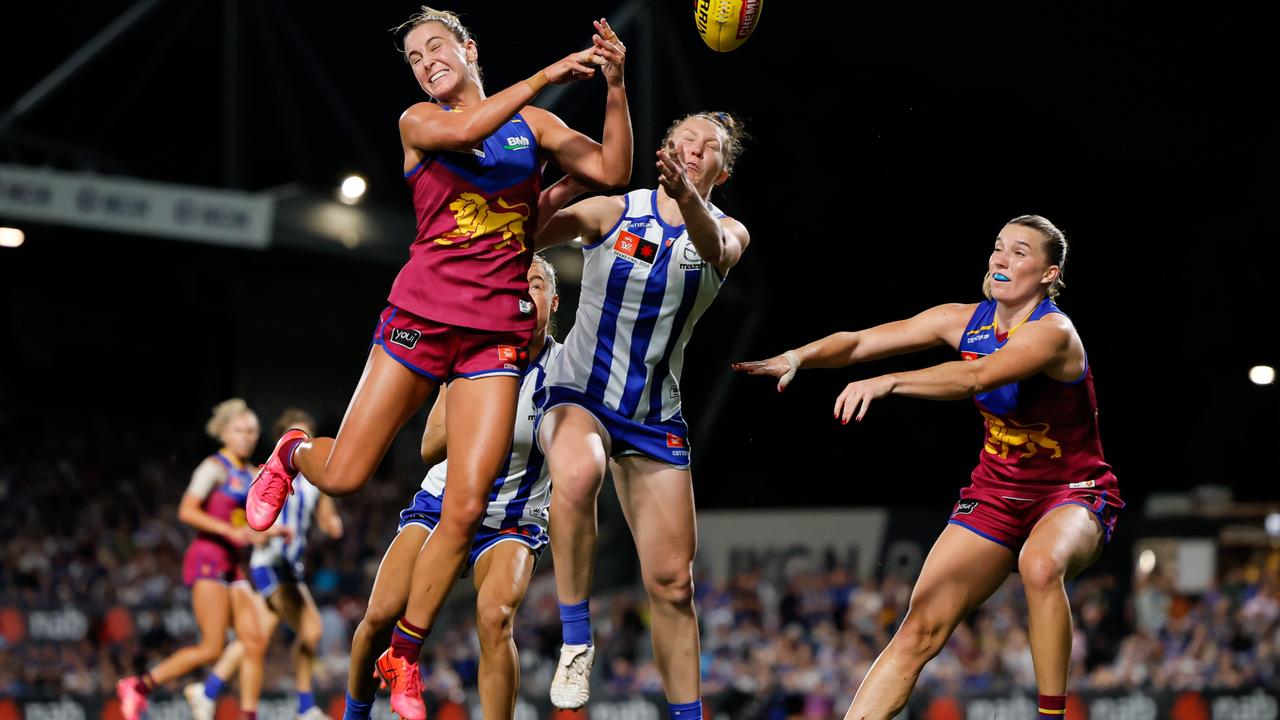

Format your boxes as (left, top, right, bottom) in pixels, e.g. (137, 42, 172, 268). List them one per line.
(732, 303, 975, 391)
(833, 313, 1071, 423)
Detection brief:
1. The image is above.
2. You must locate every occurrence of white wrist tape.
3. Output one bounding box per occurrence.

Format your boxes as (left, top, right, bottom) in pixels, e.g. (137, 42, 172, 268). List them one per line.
(781, 350, 801, 386)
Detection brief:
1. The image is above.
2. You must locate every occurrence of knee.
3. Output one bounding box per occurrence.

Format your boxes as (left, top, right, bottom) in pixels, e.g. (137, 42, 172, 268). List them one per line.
(437, 496, 487, 536)
(321, 470, 367, 497)
(475, 601, 515, 648)
(299, 614, 323, 652)
(362, 599, 403, 634)
(550, 463, 603, 510)
(193, 638, 225, 666)
(894, 610, 949, 663)
(643, 565, 695, 607)
(237, 627, 268, 657)
(1019, 552, 1066, 594)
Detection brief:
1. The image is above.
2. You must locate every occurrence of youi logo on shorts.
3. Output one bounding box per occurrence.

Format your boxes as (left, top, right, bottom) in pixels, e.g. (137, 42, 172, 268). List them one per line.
(953, 499, 980, 515)
(389, 327, 421, 350)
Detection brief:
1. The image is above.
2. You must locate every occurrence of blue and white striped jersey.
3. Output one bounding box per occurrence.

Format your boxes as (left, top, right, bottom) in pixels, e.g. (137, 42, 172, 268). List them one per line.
(421, 339, 561, 531)
(250, 474, 320, 575)
(545, 189, 727, 423)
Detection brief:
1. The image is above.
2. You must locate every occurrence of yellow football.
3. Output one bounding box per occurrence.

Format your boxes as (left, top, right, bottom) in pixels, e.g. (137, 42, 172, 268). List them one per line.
(694, 0, 763, 52)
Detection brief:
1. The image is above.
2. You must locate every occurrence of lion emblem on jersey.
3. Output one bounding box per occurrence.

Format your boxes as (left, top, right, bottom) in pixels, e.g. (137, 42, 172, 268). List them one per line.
(431, 192, 530, 252)
(980, 411, 1063, 460)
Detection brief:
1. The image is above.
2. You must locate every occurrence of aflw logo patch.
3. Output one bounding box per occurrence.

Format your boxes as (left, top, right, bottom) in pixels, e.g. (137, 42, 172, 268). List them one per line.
(612, 230, 659, 266)
(389, 327, 421, 350)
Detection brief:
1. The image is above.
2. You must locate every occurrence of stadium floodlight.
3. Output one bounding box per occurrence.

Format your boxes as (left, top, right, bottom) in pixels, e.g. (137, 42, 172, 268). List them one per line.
(1266, 513, 1280, 538)
(1137, 549, 1156, 576)
(1249, 365, 1275, 386)
(340, 175, 367, 204)
(0, 227, 24, 248)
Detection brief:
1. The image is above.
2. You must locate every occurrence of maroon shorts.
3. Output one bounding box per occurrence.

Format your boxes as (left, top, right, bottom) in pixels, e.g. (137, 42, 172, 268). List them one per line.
(948, 485, 1122, 550)
(372, 304, 531, 383)
(182, 539, 246, 586)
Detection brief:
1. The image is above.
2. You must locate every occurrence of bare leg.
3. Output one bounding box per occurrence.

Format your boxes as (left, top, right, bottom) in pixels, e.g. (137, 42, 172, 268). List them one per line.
(541, 405, 610, 607)
(347, 525, 430, 701)
(1019, 504, 1104, 696)
(843, 525, 1015, 719)
(292, 346, 436, 496)
(266, 583, 323, 695)
(147, 580, 231, 683)
(230, 583, 270, 713)
(209, 640, 245, 685)
(472, 542, 537, 720)
(209, 594, 279, 686)
(611, 456, 700, 703)
(401, 376, 520, 630)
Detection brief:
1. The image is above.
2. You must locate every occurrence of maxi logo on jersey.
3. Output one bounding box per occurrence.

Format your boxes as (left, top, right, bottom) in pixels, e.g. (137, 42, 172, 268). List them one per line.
(612, 229, 660, 267)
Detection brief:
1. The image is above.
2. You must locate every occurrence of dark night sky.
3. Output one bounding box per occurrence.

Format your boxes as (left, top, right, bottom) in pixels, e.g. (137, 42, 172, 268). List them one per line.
(1, 2, 1276, 510)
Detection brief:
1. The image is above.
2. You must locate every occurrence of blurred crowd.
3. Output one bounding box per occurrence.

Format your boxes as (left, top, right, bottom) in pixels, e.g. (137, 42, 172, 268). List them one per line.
(2, 454, 1278, 709)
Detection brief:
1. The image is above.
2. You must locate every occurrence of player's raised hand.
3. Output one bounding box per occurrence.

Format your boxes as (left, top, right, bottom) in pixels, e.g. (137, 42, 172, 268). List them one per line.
(732, 350, 801, 392)
(546, 52, 597, 84)
(657, 141, 697, 202)
(592, 18, 626, 86)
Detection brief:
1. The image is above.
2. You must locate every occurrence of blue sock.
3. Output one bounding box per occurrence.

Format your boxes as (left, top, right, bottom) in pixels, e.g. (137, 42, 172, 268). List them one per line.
(203, 674, 226, 700)
(558, 599, 592, 646)
(297, 692, 315, 714)
(669, 700, 702, 720)
(342, 693, 373, 720)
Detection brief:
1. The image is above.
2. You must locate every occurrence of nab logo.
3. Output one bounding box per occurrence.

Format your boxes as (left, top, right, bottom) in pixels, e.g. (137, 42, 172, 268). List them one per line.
(953, 499, 979, 515)
(390, 327, 421, 350)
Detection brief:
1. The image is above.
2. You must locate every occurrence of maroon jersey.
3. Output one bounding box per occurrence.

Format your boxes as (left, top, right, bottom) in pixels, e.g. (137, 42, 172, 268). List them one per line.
(188, 452, 252, 550)
(960, 298, 1121, 503)
(388, 110, 543, 332)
